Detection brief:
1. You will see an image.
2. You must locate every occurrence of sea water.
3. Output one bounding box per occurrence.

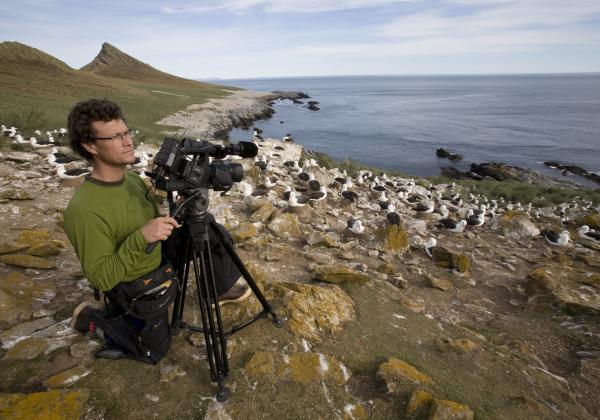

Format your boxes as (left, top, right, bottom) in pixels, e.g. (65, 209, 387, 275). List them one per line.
(222, 74, 600, 179)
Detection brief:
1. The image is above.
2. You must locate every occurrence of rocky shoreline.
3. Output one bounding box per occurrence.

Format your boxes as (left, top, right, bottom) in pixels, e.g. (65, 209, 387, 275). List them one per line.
(156, 89, 311, 140)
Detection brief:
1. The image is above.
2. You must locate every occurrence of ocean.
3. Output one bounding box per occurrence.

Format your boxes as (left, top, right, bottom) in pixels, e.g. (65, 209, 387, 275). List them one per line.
(223, 74, 600, 182)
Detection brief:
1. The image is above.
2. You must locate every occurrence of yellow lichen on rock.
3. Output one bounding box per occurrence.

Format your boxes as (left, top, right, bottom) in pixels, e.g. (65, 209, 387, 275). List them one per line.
(428, 398, 474, 420)
(244, 351, 275, 378)
(377, 357, 434, 393)
(0, 389, 89, 419)
(313, 265, 371, 284)
(406, 389, 435, 416)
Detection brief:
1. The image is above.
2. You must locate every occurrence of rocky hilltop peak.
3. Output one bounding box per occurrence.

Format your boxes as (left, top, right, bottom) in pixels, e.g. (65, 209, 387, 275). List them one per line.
(0, 41, 71, 70)
(81, 42, 190, 84)
(81, 42, 152, 73)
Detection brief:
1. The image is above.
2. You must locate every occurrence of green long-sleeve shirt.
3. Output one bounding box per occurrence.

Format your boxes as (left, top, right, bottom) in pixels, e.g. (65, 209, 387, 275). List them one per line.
(64, 172, 162, 291)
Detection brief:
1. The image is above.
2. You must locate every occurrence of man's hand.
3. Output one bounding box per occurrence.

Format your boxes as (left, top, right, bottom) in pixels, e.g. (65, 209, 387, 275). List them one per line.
(140, 216, 180, 243)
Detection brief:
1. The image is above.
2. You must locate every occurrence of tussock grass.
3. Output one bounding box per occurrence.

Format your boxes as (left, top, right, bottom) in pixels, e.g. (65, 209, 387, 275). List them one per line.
(428, 176, 600, 207)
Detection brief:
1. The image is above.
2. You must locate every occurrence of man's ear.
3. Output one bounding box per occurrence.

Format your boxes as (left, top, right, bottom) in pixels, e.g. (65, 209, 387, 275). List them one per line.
(82, 141, 97, 157)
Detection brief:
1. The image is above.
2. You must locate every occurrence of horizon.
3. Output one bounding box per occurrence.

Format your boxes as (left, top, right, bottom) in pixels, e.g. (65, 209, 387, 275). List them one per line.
(2, 1, 600, 79)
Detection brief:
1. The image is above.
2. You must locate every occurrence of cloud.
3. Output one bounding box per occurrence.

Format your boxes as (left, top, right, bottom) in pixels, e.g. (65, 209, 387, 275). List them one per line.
(160, 0, 417, 14)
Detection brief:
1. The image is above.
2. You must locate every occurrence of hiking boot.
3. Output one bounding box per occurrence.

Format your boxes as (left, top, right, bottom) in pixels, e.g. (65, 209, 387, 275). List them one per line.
(216, 282, 251, 306)
(69, 302, 99, 333)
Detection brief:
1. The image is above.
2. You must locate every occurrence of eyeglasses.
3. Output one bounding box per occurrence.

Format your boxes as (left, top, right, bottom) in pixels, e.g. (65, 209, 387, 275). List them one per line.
(91, 130, 135, 142)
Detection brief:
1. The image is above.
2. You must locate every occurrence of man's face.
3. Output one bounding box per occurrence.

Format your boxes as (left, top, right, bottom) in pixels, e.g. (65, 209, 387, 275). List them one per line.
(84, 119, 136, 166)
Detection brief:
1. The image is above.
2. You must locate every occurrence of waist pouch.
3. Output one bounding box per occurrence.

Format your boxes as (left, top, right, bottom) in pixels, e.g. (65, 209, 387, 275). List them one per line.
(108, 263, 179, 320)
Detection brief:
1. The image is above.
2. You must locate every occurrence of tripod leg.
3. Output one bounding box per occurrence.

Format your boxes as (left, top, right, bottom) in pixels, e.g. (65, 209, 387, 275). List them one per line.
(171, 235, 192, 331)
(209, 219, 285, 328)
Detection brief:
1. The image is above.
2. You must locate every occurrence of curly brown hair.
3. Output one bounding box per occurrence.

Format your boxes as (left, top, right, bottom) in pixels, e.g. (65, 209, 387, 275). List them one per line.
(67, 99, 126, 160)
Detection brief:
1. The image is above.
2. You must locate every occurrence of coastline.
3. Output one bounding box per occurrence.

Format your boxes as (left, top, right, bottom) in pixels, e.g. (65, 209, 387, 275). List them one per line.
(157, 88, 599, 192)
(156, 89, 307, 140)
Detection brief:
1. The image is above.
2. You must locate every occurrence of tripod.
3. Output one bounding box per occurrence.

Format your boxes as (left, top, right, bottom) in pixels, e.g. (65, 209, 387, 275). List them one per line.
(167, 190, 284, 401)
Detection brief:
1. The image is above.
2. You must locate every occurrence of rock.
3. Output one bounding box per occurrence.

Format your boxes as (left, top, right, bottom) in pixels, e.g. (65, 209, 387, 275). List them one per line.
(306, 232, 338, 248)
(0, 316, 56, 349)
(376, 263, 396, 274)
(27, 242, 62, 257)
(435, 338, 481, 353)
(3, 151, 40, 163)
(526, 266, 600, 315)
(303, 252, 334, 265)
(406, 389, 435, 416)
(0, 242, 30, 254)
(244, 351, 275, 378)
(3, 336, 48, 360)
(266, 212, 301, 237)
(70, 340, 100, 358)
(16, 229, 51, 245)
(436, 148, 462, 162)
(431, 247, 471, 273)
(0, 189, 36, 200)
(382, 225, 410, 255)
(159, 364, 187, 382)
(342, 404, 369, 420)
(43, 366, 91, 388)
(0, 389, 89, 419)
(0, 254, 57, 269)
(400, 295, 425, 313)
(427, 275, 453, 291)
(313, 265, 371, 284)
(406, 218, 428, 234)
(0, 289, 32, 325)
(278, 282, 355, 341)
(377, 357, 434, 393)
(429, 399, 474, 420)
(230, 223, 259, 242)
(249, 203, 276, 224)
(278, 352, 350, 385)
(498, 211, 540, 238)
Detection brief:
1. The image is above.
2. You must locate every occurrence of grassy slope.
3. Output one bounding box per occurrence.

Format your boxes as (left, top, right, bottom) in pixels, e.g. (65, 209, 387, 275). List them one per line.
(0, 41, 238, 140)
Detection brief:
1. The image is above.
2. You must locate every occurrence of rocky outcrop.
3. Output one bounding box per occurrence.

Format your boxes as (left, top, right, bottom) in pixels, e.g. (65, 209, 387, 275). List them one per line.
(436, 148, 462, 162)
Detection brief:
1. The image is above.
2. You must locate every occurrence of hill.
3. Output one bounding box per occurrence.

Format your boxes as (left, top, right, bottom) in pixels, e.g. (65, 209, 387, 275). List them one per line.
(0, 41, 236, 138)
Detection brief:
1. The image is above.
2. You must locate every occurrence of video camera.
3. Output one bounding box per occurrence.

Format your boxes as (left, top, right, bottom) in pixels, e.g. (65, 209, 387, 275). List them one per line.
(149, 138, 258, 192)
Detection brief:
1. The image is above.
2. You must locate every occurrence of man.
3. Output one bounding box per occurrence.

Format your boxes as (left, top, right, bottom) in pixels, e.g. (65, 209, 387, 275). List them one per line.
(64, 98, 250, 363)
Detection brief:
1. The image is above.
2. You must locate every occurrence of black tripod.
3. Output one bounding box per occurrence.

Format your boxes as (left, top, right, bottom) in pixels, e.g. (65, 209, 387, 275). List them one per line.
(167, 190, 284, 401)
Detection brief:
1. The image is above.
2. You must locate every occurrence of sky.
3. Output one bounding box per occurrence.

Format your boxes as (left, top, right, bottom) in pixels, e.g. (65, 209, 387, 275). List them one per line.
(2, 0, 600, 79)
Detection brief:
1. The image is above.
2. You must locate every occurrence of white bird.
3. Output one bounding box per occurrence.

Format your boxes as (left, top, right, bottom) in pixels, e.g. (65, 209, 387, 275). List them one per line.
(55, 165, 91, 179)
(425, 238, 437, 258)
(437, 219, 467, 233)
(541, 229, 570, 246)
(347, 218, 365, 234)
(578, 225, 600, 242)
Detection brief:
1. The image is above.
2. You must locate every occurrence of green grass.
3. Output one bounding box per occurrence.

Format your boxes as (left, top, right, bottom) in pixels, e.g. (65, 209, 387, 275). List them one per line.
(427, 176, 600, 207)
(0, 41, 239, 144)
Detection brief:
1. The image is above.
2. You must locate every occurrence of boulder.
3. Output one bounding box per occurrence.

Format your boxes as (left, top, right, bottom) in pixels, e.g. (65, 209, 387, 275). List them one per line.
(0, 254, 57, 269)
(278, 352, 350, 385)
(313, 264, 370, 284)
(498, 211, 540, 238)
(0, 316, 56, 349)
(431, 247, 471, 273)
(0, 389, 89, 419)
(405, 389, 435, 416)
(3, 151, 40, 163)
(43, 366, 91, 388)
(0, 189, 36, 200)
(377, 357, 434, 393)
(427, 274, 453, 291)
(230, 223, 259, 242)
(435, 337, 481, 353)
(526, 266, 600, 316)
(0, 243, 30, 255)
(249, 203, 276, 224)
(429, 399, 474, 420)
(277, 282, 355, 342)
(266, 212, 301, 237)
(3, 336, 48, 359)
